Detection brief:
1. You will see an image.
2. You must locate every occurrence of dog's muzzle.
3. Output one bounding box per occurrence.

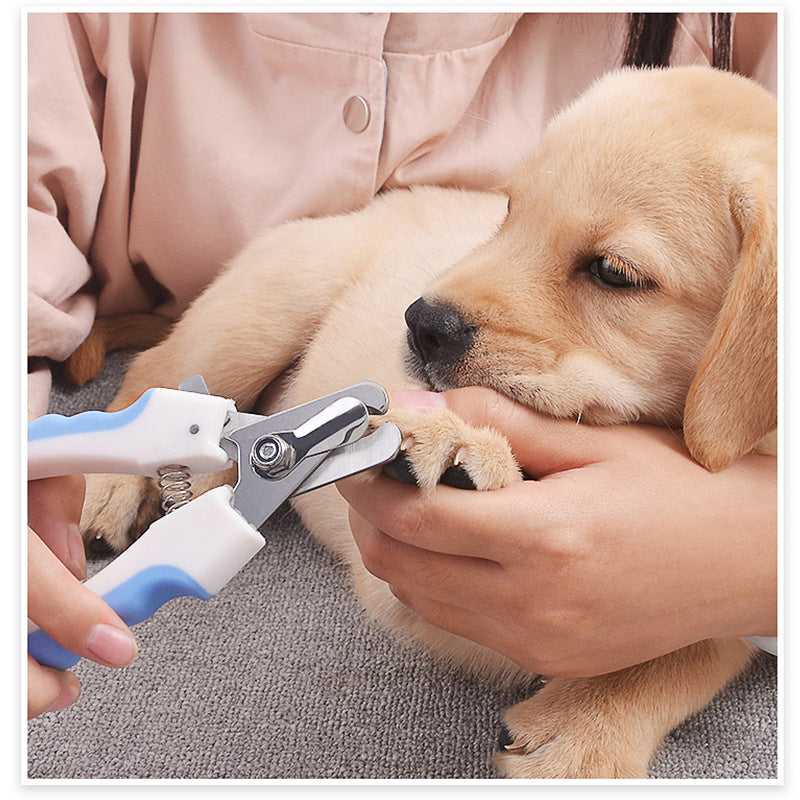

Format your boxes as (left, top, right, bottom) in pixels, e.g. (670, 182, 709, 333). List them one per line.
(404, 297, 474, 387)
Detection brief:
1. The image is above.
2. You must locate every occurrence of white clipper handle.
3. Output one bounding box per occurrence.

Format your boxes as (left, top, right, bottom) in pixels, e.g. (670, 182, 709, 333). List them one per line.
(28, 388, 236, 479)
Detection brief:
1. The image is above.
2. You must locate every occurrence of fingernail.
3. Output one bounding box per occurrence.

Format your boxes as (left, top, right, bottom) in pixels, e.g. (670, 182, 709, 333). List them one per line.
(86, 624, 137, 666)
(45, 681, 81, 714)
(390, 390, 446, 412)
(67, 523, 86, 580)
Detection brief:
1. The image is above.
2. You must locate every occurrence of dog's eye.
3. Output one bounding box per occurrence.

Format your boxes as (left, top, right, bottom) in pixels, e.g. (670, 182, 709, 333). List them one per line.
(588, 256, 641, 289)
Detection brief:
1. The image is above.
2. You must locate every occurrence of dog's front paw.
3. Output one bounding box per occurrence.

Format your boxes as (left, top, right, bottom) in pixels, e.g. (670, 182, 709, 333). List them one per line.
(494, 678, 652, 779)
(80, 473, 162, 554)
(378, 407, 522, 492)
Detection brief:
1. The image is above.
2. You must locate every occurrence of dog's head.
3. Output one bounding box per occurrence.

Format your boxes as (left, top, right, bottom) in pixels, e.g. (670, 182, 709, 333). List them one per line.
(405, 67, 777, 471)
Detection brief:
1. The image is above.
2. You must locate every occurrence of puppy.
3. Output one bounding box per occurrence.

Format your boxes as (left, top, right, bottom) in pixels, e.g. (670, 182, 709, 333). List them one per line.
(72, 66, 777, 778)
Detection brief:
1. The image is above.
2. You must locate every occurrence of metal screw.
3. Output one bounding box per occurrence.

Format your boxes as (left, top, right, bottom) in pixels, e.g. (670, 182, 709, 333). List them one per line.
(189, 424, 199, 434)
(251, 434, 296, 479)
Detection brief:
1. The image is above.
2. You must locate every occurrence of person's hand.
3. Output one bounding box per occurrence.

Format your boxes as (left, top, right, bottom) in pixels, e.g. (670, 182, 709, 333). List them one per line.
(338, 387, 777, 678)
(28, 470, 138, 718)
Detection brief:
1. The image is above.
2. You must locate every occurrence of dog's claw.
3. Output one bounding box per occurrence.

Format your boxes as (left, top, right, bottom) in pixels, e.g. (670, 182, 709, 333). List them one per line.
(498, 724, 525, 752)
(498, 724, 514, 749)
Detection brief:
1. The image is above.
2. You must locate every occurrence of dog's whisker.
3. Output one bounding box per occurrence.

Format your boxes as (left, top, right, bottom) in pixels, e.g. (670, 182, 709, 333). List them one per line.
(416, 257, 440, 282)
(527, 338, 555, 350)
(378, 259, 439, 288)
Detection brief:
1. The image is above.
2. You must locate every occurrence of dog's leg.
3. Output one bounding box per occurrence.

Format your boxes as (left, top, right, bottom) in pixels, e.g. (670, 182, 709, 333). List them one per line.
(109, 217, 377, 412)
(81, 216, 373, 553)
(494, 637, 755, 779)
(81, 467, 238, 554)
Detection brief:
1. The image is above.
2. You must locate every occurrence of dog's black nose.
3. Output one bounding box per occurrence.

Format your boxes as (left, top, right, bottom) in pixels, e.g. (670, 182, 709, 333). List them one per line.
(405, 298, 473, 366)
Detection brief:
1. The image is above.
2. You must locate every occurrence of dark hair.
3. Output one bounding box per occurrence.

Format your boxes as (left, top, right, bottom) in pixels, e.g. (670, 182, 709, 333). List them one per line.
(623, 13, 732, 70)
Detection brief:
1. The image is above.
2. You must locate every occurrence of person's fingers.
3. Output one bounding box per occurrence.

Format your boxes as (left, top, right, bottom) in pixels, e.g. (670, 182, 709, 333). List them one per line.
(338, 471, 545, 561)
(439, 387, 621, 477)
(28, 475, 86, 580)
(386, 583, 516, 659)
(347, 504, 508, 610)
(27, 528, 137, 667)
(27, 656, 81, 719)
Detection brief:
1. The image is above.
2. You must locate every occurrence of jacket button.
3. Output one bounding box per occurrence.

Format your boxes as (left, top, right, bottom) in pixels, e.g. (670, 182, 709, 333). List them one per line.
(343, 95, 370, 133)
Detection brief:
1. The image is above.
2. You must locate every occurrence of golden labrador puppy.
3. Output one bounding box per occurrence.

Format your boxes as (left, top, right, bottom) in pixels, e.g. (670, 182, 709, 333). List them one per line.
(71, 66, 777, 778)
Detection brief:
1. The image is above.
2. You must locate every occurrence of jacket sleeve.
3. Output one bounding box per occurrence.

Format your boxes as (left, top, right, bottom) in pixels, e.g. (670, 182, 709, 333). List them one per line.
(27, 13, 106, 413)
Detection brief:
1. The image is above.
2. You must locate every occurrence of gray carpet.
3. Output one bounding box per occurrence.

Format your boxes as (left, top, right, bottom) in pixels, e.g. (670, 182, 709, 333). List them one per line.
(27, 351, 779, 780)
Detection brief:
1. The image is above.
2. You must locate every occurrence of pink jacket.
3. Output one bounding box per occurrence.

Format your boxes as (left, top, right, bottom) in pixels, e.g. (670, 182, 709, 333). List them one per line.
(27, 11, 778, 413)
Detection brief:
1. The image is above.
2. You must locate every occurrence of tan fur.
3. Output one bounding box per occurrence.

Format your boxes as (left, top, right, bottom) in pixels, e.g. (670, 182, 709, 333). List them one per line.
(684, 181, 778, 470)
(494, 638, 756, 778)
(77, 67, 776, 778)
(382, 407, 521, 491)
(64, 313, 172, 387)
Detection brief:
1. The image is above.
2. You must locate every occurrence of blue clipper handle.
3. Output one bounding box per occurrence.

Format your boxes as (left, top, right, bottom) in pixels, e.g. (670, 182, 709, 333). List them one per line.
(28, 566, 212, 671)
(28, 389, 155, 442)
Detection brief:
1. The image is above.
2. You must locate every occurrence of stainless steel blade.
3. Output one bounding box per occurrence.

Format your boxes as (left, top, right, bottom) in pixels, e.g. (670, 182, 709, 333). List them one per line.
(291, 422, 402, 496)
(178, 374, 212, 395)
(223, 382, 392, 529)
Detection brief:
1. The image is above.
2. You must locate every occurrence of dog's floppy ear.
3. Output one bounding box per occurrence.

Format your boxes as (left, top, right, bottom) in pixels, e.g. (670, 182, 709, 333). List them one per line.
(683, 181, 777, 472)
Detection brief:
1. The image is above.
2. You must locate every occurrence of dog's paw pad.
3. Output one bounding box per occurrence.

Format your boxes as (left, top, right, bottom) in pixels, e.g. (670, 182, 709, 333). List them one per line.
(382, 452, 479, 490)
(381, 451, 418, 485)
(440, 464, 478, 490)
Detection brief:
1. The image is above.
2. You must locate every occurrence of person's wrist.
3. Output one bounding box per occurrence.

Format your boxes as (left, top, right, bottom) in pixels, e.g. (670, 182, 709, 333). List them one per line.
(700, 453, 776, 645)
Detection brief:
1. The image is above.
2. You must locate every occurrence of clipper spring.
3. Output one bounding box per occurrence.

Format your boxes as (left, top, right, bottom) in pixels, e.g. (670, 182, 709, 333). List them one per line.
(157, 464, 193, 514)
